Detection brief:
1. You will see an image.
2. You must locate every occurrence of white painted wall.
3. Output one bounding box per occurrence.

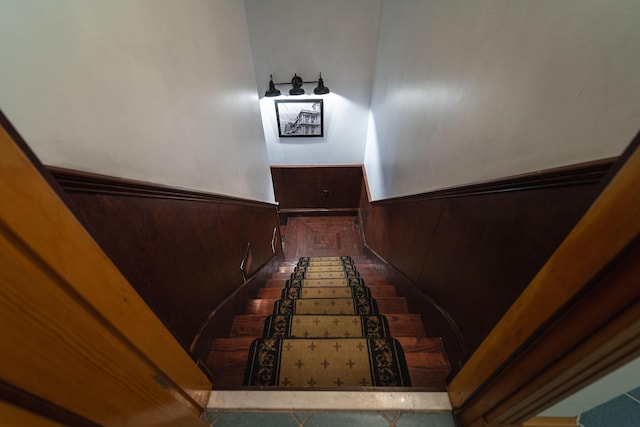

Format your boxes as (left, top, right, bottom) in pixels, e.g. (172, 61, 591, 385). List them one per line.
(365, 0, 640, 200)
(0, 0, 275, 203)
(244, 0, 381, 165)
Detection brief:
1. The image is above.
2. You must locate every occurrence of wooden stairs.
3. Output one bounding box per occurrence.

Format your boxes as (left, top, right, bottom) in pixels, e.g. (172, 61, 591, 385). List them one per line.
(206, 255, 451, 390)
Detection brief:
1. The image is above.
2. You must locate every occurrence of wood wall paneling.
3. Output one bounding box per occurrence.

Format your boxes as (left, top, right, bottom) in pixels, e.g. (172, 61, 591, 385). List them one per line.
(49, 168, 281, 362)
(271, 166, 363, 211)
(360, 158, 615, 375)
(422, 185, 602, 354)
(359, 186, 468, 370)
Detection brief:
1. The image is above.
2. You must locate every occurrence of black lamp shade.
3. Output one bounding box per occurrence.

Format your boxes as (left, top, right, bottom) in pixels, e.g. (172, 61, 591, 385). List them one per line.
(289, 74, 305, 95)
(314, 75, 330, 95)
(265, 75, 281, 97)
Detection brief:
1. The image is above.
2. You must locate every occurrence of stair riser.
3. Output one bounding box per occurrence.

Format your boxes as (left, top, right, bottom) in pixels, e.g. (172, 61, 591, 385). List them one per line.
(229, 314, 426, 338)
(257, 286, 397, 299)
(245, 298, 409, 316)
(265, 277, 393, 288)
(208, 337, 448, 390)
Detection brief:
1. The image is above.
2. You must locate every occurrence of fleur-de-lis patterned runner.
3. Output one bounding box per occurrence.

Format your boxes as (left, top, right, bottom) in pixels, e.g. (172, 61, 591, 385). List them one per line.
(244, 256, 411, 387)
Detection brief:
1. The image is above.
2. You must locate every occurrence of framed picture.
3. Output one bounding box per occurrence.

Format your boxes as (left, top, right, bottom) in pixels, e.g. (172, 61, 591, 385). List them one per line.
(275, 99, 324, 138)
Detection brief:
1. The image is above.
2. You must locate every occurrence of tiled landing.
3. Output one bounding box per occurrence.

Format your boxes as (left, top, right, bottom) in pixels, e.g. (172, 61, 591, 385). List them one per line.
(203, 411, 458, 427)
(579, 386, 640, 427)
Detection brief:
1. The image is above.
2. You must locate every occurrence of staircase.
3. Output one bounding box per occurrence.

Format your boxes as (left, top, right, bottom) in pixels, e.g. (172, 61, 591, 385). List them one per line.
(207, 252, 450, 390)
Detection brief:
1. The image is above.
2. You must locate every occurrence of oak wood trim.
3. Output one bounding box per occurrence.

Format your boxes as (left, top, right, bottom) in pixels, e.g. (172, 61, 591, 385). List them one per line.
(361, 165, 373, 203)
(0, 380, 99, 427)
(371, 157, 615, 204)
(0, 113, 210, 424)
(522, 417, 576, 427)
(0, 401, 66, 427)
(279, 208, 359, 214)
(48, 166, 277, 208)
(269, 164, 365, 168)
(447, 132, 640, 426)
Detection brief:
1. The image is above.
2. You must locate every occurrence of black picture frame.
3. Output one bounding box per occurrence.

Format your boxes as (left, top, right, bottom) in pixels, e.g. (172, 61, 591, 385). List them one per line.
(275, 99, 324, 138)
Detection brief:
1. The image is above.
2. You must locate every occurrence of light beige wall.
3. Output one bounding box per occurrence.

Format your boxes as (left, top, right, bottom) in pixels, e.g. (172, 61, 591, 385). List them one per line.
(244, 0, 381, 165)
(0, 0, 275, 202)
(365, 0, 640, 200)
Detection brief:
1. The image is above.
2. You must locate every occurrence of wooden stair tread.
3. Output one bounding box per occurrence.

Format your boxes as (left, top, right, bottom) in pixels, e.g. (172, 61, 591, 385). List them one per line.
(204, 242, 451, 392)
(245, 297, 409, 315)
(208, 337, 449, 390)
(284, 257, 373, 264)
(257, 286, 397, 299)
(277, 265, 379, 273)
(270, 272, 382, 280)
(265, 276, 393, 288)
(229, 314, 426, 338)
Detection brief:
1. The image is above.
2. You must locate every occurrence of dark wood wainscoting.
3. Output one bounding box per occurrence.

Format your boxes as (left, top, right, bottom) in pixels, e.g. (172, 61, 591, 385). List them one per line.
(360, 159, 615, 374)
(49, 168, 281, 362)
(271, 165, 363, 214)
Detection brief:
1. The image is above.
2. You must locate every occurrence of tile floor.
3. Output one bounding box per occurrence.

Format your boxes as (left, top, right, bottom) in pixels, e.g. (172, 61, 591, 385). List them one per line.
(578, 386, 640, 427)
(203, 411, 459, 427)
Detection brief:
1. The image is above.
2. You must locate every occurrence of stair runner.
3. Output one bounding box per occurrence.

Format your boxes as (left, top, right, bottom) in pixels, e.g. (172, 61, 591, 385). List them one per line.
(243, 256, 412, 388)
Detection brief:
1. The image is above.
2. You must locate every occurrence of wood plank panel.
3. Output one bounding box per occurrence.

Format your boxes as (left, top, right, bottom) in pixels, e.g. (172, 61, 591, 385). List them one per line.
(271, 166, 363, 210)
(0, 117, 209, 425)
